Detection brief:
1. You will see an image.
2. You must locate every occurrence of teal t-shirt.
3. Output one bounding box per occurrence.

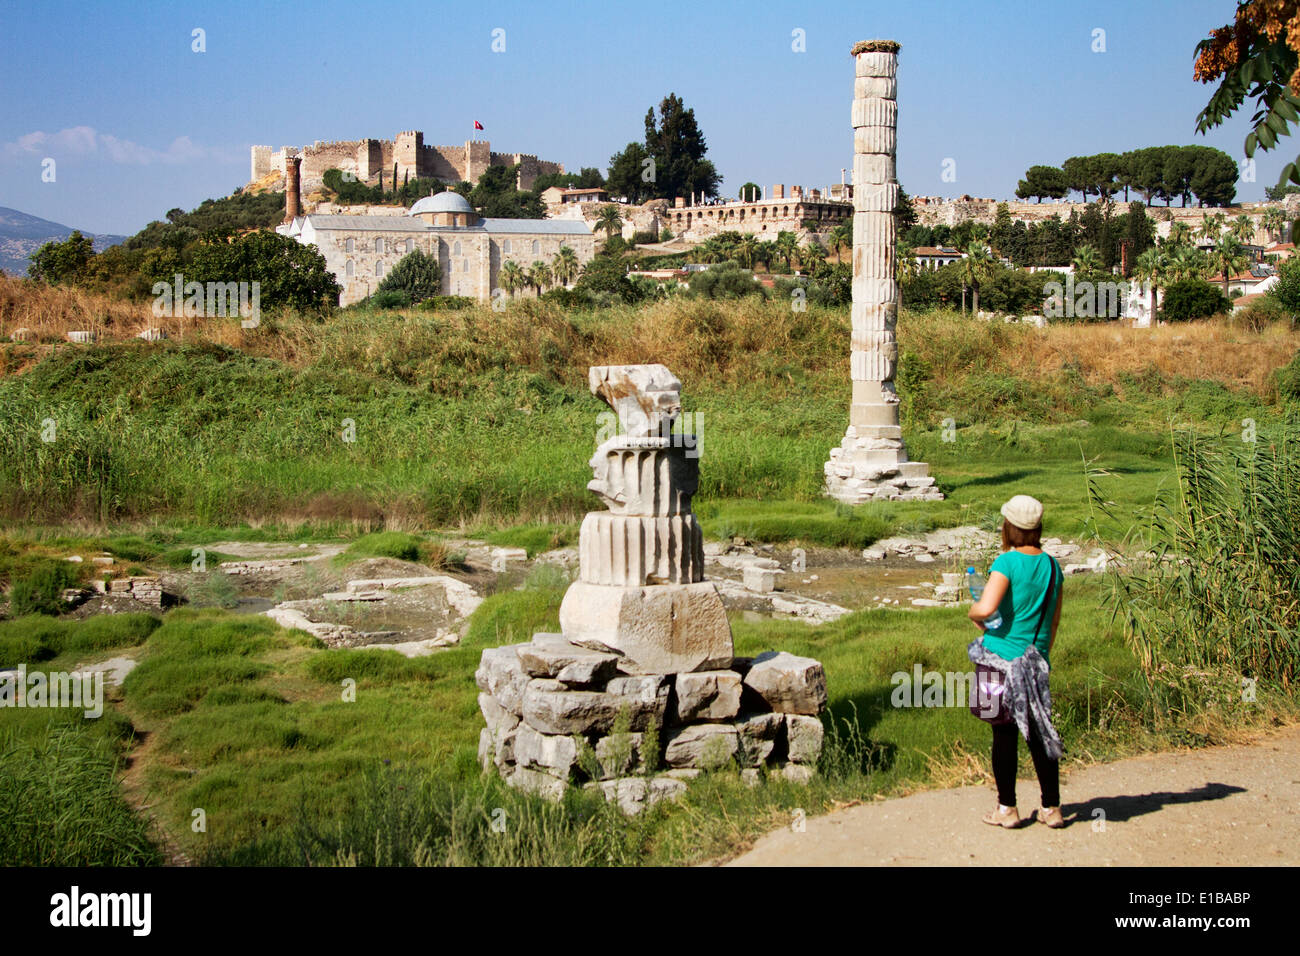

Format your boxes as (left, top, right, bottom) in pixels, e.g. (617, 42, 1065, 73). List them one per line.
(983, 550, 1061, 666)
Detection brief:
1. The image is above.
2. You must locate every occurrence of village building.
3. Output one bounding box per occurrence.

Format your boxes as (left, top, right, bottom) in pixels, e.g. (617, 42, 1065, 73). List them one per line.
(540, 186, 609, 206)
(912, 245, 964, 270)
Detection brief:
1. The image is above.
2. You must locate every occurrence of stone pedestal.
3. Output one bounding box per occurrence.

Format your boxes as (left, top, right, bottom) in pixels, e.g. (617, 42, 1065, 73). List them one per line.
(825, 41, 942, 504)
(475, 364, 830, 811)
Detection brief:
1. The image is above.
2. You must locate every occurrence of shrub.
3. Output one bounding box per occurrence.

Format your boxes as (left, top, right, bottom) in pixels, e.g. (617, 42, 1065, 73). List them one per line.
(367, 290, 411, 310)
(9, 559, 80, 616)
(1160, 279, 1229, 322)
(419, 295, 474, 311)
(376, 249, 442, 303)
(1270, 255, 1300, 315)
(687, 261, 764, 300)
(1277, 350, 1300, 403)
(540, 287, 592, 309)
(1236, 294, 1292, 332)
(188, 230, 341, 314)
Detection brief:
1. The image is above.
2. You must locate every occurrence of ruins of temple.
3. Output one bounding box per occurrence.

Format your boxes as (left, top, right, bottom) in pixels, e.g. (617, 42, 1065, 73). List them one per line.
(475, 365, 828, 812)
(824, 40, 944, 504)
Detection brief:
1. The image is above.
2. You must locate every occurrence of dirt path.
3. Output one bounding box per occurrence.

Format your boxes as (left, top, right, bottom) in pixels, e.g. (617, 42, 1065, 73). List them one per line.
(728, 724, 1300, 866)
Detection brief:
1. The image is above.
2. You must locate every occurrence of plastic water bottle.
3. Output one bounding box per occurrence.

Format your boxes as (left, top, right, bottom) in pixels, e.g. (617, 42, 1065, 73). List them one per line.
(967, 566, 1003, 630)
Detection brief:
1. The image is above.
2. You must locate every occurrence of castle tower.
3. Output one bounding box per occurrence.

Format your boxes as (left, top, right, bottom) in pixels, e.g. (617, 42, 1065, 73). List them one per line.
(823, 40, 942, 504)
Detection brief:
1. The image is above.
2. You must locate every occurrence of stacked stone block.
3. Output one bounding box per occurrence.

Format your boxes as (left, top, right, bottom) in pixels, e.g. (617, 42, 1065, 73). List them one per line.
(476, 365, 829, 812)
(825, 41, 943, 504)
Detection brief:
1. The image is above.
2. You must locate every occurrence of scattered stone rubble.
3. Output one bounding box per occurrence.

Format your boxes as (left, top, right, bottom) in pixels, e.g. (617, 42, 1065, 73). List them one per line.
(264, 574, 480, 651)
(476, 365, 829, 812)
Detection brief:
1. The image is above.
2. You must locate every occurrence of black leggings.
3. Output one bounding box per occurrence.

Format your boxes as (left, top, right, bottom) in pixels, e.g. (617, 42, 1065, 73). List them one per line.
(992, 719, 1059, 808)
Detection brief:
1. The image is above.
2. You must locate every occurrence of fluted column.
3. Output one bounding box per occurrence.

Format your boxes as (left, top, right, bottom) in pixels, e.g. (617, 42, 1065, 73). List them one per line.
(824, 41, 943, 504)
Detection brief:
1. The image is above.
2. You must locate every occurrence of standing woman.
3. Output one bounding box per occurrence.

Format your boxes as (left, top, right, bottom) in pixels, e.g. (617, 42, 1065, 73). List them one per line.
(967, 495, 1066, 829)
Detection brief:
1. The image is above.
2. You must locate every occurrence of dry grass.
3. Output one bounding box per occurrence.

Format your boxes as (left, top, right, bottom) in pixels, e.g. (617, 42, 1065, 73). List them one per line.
(1026, 320, 1299, 397)
(0, 274, 252, 348)
(3, 275, 1297, 402)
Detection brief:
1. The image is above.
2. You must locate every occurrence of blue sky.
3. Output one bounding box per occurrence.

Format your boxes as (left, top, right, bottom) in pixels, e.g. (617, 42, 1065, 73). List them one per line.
(0, 0, 1281, 236)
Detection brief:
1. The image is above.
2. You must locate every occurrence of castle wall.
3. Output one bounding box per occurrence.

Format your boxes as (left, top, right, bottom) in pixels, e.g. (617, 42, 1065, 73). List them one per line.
(666, 197, 850, 240)
(251, 134, 566, 193)
(422, 144, 466, 182)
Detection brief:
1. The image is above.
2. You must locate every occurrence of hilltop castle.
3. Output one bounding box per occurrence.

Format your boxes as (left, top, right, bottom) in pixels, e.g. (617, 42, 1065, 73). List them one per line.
(250, 131, 564, 194)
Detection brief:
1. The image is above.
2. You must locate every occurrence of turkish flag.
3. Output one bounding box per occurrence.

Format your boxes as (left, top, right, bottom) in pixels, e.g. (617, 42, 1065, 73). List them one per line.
(474, 120, 484, 130)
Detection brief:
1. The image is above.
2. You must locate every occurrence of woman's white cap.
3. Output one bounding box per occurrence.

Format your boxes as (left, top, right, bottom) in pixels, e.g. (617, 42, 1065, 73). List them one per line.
(1000, 494, 1044, 530)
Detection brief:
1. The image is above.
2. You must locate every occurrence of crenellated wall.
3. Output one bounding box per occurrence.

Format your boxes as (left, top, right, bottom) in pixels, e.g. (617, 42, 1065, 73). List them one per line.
(250, 133, 564, 195)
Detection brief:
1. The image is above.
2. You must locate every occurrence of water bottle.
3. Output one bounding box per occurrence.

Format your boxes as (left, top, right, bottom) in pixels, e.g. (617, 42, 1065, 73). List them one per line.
(967, 566, 1003, 630)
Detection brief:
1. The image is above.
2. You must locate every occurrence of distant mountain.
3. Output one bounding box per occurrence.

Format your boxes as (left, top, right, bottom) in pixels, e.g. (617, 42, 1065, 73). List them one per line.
(0, 207, 126, 277)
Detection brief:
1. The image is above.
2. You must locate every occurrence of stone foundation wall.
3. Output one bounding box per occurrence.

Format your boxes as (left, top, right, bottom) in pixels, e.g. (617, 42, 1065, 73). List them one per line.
(476, 640, 827, 810)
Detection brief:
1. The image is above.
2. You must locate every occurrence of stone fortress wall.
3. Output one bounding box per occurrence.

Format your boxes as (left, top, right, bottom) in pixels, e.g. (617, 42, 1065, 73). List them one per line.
(913, 194, 1298, 231)
(251, 132, 563, 194)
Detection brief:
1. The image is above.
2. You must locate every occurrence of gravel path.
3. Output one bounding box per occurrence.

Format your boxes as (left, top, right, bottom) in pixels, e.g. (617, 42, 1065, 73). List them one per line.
(727, 724, 1300, 866)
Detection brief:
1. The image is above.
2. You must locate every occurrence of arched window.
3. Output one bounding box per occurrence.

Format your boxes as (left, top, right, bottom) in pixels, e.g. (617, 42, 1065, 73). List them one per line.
(375, 261, 384, 277)
(462, 260, 469, 273)
(405, 238, 414, 253)
(503, 239, 512, 254)
(345, 259, 354, 277)
(453, 240, 462, 256)
(345, 238, 354, 253)
(375, 238, 385, 254)
(531, 239, 540, 255)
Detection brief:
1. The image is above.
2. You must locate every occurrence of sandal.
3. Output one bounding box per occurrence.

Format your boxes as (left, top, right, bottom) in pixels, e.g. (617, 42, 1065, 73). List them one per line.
(1037, 806, 1066, 828)
(982, 805, 1021, 829)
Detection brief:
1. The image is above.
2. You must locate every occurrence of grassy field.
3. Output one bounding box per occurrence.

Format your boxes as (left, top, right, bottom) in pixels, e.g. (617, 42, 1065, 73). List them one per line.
(1, 293, 1295, 545)
(1, 289, 1297, 865)
(4, 571, 1290, 866)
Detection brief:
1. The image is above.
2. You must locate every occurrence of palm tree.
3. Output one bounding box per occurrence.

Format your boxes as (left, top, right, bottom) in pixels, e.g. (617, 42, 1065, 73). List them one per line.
(1262, 206, 1287, 242)
(737, 235, 760, 270)
(1071, 244, 1103, 276)
(552, 245, 579, 287)
(828, 222, 853, 264)
(1165, 245, 1207, 283)
(695, 237, 726, 264)
(528, 260, 552, 295)
(1133, 247, 1165, 322)
(799, 239, 827, 274)
(961, 242, 995, 315)
(1198, 212, 1226, 242)
(499, 261, 526, 298)
(594, 205, 623, 241)
(756, 240, 778, 272)
(774, 231, 799, 270)
(1230, 213, 1255, 245)
(1166, 221, 1193, 247)
(1207, 236, 1249, 298)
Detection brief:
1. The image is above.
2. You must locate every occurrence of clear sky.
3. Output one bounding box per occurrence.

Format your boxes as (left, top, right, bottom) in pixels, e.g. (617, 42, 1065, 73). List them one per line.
(0, 0, 1280, 236)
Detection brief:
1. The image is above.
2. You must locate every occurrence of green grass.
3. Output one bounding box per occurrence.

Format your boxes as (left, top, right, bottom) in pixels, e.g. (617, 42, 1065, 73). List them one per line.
(0, 305, 1290, 539)
(480, 524, 577, 557)
(0, 719, 163, 866)
(1, 566, 1292, 866)
(0, 612, 159, 667)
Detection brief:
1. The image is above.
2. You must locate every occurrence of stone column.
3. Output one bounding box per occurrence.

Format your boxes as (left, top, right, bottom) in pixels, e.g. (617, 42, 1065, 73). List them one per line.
(283, 156, 302, 224)
(558, 365, 733, 674)
(824, 40, 942, 504)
